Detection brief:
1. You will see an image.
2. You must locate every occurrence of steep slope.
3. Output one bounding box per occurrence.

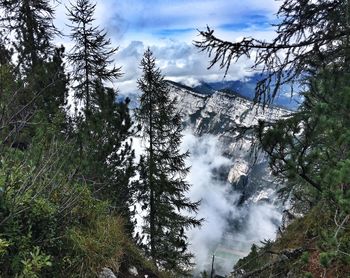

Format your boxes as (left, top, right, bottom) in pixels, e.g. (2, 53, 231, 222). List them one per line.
(168, 80, 290, 201)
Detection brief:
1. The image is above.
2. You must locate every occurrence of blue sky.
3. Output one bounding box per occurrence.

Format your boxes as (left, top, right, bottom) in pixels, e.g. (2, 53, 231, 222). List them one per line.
(55, 0, 280, 94)
(99, 0, 278, 41)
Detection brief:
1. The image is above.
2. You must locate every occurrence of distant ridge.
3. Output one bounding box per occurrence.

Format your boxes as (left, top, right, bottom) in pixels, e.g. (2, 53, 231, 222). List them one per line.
(166, 74, 302, 110)
(165, 80, 211, 96)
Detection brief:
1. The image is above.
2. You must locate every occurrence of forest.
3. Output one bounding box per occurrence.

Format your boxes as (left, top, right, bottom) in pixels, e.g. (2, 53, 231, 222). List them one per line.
(0, 0, 349, 277)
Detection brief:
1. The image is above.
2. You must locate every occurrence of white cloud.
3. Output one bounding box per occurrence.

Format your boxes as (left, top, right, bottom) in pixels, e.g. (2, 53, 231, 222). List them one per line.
(115, 39, 258, 96)
(181, 131, 281, 274)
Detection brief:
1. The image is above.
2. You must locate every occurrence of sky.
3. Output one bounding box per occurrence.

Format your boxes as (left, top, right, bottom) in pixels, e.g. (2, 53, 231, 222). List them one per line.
(54, 0, 280, 95)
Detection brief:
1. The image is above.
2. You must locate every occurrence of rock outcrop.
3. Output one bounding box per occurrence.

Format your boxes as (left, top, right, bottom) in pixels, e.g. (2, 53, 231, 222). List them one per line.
(99, 268, 117, 278)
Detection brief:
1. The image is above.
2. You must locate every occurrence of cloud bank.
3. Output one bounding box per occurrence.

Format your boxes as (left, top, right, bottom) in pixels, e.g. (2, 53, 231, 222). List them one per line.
(54, 0, 279, 42)
(181, 131, 281, 275)
(115, 39, 257, 96)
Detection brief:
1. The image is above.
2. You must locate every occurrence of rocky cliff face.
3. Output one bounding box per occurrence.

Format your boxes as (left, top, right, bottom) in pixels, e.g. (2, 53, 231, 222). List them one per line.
(168, 81, 290, 202)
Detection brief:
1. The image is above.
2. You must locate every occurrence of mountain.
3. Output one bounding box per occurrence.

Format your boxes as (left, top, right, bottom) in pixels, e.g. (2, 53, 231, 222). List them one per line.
(167, 79, 290, 202)
(168, 80, 289, 134)
(192, 74, 302, 110)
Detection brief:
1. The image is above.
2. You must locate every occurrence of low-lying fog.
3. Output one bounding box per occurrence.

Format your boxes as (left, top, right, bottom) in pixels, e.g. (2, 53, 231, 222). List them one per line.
(181, 131, 282, 276)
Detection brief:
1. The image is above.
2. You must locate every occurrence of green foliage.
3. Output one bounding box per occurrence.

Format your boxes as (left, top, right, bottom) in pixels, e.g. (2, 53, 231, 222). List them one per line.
(300, 252, 310, 264)
(19, 247, 52, 278)
(319, 252, 334, 268)
(0, 139, 145, 276)
(253, 71, 350, 274)
(304, 272, 313, 278)
(0, 239, 11, 257)
(68, 215, 126, 276)
(234, 242, 272, 273)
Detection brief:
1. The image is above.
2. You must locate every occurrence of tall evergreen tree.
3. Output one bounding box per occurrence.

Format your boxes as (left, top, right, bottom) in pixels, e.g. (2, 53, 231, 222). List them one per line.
(136, 48, 201, 274)
(67, 0, 136, 233)
(67, 0, 121, 113)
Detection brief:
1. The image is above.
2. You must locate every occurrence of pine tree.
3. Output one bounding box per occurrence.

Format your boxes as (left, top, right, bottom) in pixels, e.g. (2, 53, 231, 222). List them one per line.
(67, 0, 121, 114)
(67, 0, 136, 233)
(136, 48, 201, 274)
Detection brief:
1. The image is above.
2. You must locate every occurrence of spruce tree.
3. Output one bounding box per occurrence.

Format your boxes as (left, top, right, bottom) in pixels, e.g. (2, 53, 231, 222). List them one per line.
(136, 48, 201, 274)
(67, 0, 121, 114)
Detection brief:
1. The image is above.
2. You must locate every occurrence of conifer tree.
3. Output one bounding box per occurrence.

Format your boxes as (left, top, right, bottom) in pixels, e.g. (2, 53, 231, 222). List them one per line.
(67, 0, 121, 113)
(136, 48, 201, 274)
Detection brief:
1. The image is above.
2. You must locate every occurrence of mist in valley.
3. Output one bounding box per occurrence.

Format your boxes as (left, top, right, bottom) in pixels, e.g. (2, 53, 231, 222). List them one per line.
(181, 131, 282, 275)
